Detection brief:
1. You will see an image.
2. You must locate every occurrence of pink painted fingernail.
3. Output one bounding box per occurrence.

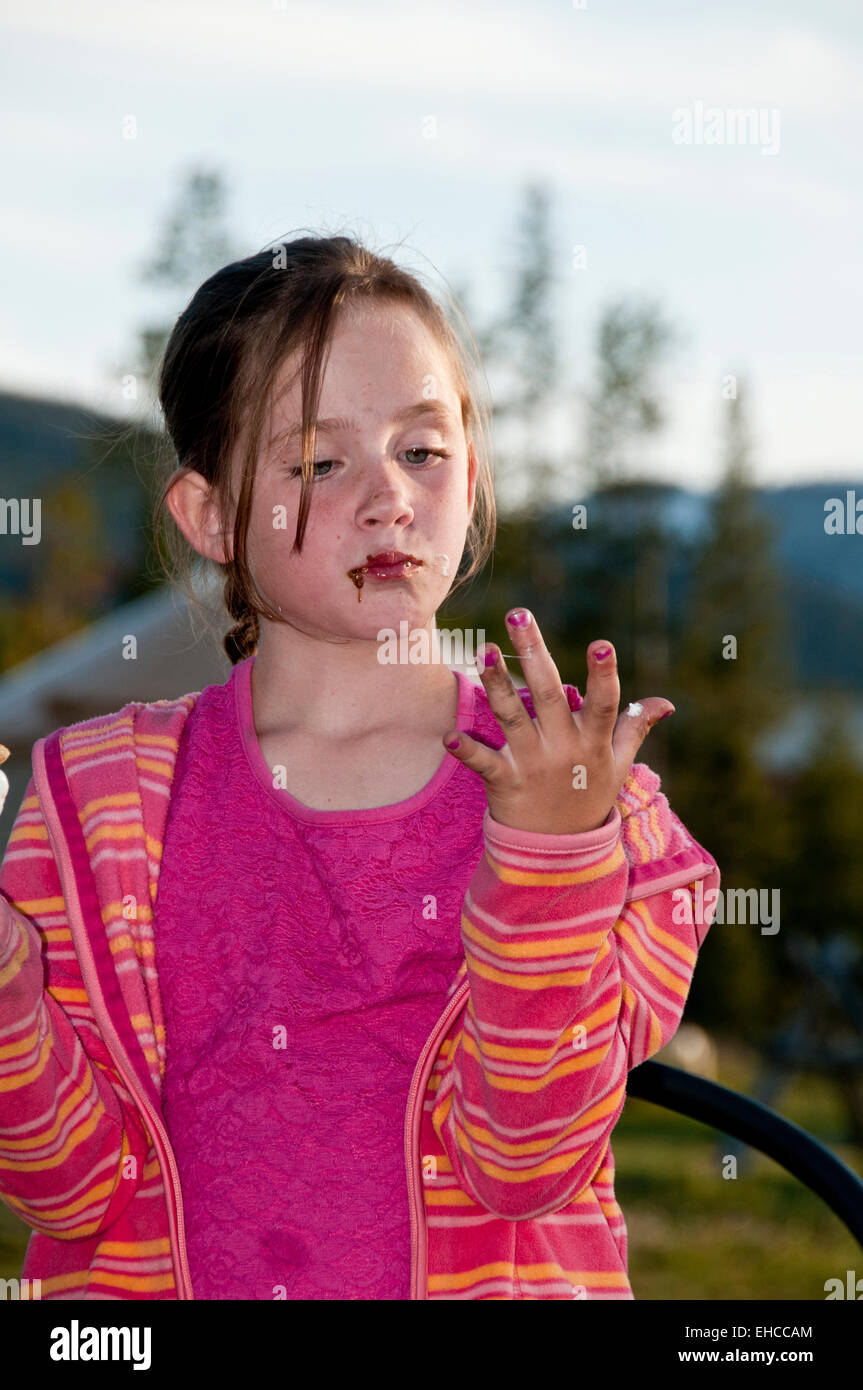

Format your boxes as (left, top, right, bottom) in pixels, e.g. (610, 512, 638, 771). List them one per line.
(445, 737, 460, 750)
(594, 646, 612, 660)
(659, 708, 675, 720)
(506, 609, 531, 627)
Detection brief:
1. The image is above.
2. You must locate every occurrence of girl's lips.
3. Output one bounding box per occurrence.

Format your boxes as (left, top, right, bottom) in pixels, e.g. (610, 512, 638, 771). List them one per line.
(346, 552, 424, 598)
(364, 551, 422, 567)
(354, 552, 424, 578)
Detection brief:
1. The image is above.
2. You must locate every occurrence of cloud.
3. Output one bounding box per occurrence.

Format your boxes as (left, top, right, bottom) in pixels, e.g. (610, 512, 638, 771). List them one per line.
(3, 1, 861, 117)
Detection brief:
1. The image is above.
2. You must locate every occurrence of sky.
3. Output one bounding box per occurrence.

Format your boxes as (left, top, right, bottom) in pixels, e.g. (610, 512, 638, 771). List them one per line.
(2, 0, 862, 497)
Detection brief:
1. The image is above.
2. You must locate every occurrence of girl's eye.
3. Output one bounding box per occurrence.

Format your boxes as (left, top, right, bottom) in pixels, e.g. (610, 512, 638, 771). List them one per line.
(285, 447, 450, 479)
(404, 447, 450, 466)
(287, 460, 335, 479)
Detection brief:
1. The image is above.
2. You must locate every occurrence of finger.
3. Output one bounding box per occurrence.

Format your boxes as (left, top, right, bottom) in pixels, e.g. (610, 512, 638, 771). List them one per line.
(503, 608, 573, 738)
(577, 641, 621, 742)
(475, 642, 537, 745)
(442, 728, 508, 786)
(611, 697, 675, 772)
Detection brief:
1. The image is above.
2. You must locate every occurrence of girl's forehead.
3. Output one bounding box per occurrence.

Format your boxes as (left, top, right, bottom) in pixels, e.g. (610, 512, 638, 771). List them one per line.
(268, 311, 454, 413)
(285, 302, 441, 370)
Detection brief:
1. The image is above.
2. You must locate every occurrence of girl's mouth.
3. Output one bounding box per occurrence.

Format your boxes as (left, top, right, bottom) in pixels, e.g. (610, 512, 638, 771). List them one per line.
(346, 552, 424, 601)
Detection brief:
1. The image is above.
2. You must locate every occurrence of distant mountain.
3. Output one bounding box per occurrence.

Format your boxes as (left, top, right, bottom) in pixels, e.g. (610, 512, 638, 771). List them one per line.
(547, 478, 863, 692)
(0, 390, 126, 485)
(660, 481, 863, 601)
(0, 389, 155, 596)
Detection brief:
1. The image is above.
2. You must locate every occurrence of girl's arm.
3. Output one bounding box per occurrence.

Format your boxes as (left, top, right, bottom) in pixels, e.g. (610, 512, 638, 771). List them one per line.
(0, 776, 153, 1240)
(431, 762, 720, 1220)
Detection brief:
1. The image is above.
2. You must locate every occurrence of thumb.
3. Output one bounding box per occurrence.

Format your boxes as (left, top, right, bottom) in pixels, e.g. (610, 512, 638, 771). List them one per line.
(442, 729, 501, 784)
(611, 698, 675, 771)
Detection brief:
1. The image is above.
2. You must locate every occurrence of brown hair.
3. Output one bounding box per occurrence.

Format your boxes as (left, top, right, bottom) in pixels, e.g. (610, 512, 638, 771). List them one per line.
(150, 231, 497, 665)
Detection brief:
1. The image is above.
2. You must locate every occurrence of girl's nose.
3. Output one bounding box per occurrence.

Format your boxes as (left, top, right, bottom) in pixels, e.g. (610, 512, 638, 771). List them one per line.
(356, 465, 415, 527)
(358, 491, 415, 528)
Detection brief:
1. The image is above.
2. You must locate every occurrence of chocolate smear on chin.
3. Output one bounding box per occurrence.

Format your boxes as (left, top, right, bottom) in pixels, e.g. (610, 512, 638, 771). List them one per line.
(347, 565, 367, 602)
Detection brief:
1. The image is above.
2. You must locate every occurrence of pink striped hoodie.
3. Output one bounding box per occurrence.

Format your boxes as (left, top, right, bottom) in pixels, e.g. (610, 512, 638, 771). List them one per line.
(0, 674, 719, 1299)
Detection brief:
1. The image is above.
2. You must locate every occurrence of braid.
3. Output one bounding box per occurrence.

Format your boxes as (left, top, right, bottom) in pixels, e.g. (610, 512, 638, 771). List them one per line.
(223, 569, 260, 665)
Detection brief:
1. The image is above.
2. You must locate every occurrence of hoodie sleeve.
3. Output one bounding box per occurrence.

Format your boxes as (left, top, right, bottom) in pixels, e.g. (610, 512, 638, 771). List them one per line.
(431, 754, 721, 1221)
(0, 775, 153, 1240)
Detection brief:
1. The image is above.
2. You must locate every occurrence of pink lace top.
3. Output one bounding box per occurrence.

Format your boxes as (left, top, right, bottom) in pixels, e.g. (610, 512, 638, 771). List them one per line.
(154, 655, 582, 1300)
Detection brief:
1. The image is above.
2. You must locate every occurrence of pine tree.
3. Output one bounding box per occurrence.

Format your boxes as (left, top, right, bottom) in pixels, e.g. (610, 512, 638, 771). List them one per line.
(667, 379, 793, 1040)
(579, 299, 676, 491)
(482, 181, 561, 517)
(124, 166, 243, 409)
(559, 300, 678, 773)
(779, 697, 863, 1140)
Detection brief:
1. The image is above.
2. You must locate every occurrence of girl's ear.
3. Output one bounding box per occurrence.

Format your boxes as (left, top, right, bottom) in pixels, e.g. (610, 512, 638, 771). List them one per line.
(466, 439, 479, 519)
(166, 469, 233, 565)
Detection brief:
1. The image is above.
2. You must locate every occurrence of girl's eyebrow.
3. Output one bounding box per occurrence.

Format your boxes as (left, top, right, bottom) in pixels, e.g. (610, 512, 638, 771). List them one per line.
(267, 400, 457, 451)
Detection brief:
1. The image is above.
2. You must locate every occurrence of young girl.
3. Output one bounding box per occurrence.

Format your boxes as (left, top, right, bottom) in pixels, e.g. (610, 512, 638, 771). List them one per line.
(0, 234, 720, 1301)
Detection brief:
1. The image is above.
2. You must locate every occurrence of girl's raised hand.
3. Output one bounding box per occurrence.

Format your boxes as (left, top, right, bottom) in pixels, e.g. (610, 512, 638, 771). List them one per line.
(442, 610, 674, 836)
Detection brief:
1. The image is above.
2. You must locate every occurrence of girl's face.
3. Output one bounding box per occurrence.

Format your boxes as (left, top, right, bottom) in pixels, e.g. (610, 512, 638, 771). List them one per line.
(235, 301, 478, 647)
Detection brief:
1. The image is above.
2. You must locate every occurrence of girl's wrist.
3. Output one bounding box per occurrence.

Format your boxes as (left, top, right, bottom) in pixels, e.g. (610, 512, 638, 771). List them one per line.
(484, 804, 621, 850)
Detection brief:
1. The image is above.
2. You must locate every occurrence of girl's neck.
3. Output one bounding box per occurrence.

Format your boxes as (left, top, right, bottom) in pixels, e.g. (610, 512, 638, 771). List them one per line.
(249, 627, 461, 743)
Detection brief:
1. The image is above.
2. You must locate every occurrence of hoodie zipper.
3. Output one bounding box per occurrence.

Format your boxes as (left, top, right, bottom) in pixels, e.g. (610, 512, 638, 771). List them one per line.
(33, 740, 193, 1300)
(405, 975, 470, 1300)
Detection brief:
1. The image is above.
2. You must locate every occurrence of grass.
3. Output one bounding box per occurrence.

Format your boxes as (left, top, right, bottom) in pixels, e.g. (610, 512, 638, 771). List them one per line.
(1, 1036, 860, 1298)
(616, 1035, 863, 1299)
(0, 1200, 29, 1285)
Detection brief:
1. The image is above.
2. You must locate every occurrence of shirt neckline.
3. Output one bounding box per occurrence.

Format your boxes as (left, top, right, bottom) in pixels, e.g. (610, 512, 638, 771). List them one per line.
(232, 653, 477, 825)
